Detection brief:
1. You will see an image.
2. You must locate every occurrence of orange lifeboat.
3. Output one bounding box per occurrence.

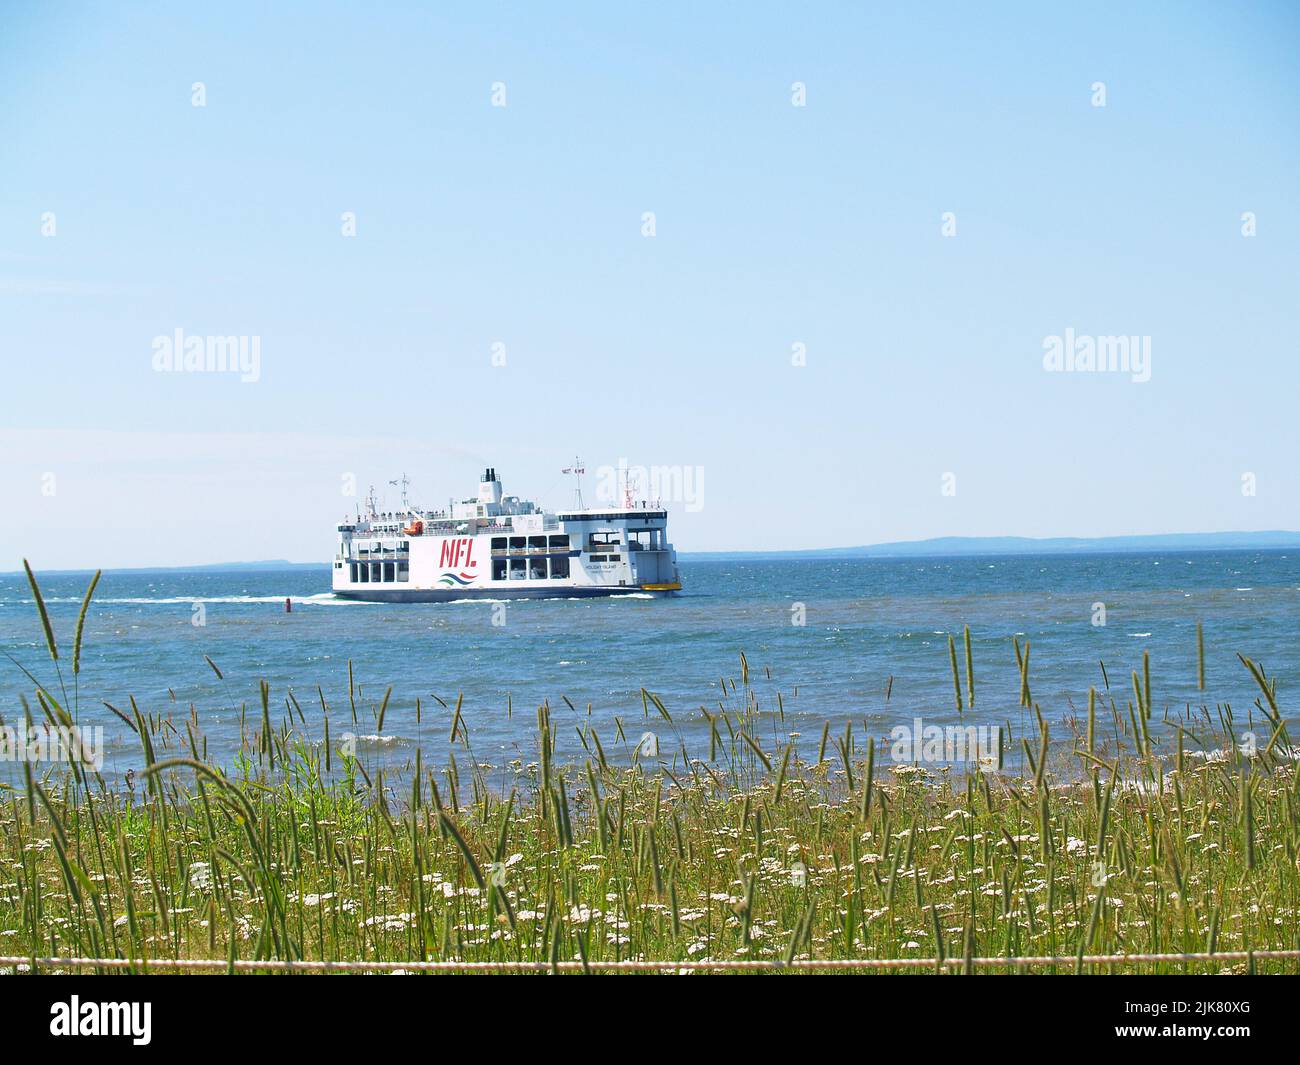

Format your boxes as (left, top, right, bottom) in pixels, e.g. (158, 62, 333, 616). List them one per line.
(402, 519, 424, 537)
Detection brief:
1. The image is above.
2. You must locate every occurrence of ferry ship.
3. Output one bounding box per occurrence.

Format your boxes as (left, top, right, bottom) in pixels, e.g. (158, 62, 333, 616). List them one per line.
(332, 467, 682, 602)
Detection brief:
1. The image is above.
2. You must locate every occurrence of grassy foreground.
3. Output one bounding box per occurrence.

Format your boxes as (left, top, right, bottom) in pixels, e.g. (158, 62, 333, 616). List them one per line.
(3, 567, 1300, 974)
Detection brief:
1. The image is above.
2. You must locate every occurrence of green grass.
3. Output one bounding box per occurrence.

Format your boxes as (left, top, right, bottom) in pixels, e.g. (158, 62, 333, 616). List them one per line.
(2, 563, 1299, 974)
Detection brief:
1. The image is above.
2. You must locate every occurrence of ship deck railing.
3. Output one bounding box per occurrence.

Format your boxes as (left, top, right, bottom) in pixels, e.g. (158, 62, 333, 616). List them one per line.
(351, 521, 566, 540)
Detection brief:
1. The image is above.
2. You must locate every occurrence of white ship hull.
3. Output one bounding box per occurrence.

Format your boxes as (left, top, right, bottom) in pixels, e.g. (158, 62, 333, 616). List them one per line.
(331, 468, 681, 603)
(334, 584, 671, 603)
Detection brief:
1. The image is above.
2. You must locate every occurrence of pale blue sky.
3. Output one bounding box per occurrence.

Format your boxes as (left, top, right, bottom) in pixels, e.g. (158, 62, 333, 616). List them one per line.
(2, 1, 1299, 567)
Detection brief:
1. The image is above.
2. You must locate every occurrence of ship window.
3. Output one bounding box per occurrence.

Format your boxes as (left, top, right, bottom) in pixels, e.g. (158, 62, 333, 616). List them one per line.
(509, 536, 526, 551)
(492, 537, 507, 551)
(589, 555, 607, 563)
(560, 511, 665, 522)
(383, 562, 395, 582)
(509, 558, 526, 579)
(528, 535, 546, 551)
(529, 558, 546, 580)
(548, 534, 570, 550)
(350, 563, 359, 582)
(492, 559, 507, 580)
(397, 562, 409, 582)
(551, 556, 570, 579)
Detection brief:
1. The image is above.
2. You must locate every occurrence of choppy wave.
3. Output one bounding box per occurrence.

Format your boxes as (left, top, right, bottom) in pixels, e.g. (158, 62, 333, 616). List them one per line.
(352, 734, 405, 747)
(3, 550, 1300, 789)
(8, 593, 378, 606)
(6, 590, 661, 607)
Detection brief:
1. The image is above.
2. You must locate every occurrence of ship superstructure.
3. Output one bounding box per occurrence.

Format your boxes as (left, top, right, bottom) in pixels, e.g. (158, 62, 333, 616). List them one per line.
(332, 467, 681, 601)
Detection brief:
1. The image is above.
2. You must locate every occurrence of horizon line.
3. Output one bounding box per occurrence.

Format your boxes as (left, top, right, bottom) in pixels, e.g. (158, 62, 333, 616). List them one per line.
(6, 529, 1299, 576)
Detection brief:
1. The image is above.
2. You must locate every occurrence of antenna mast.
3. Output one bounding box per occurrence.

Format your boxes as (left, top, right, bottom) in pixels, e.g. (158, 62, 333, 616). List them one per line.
(388, 473, 411, 512)
(563, 457, 586, 510)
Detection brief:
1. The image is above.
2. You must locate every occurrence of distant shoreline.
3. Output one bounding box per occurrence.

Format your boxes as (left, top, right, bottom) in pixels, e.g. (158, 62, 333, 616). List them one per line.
(6, 531, 1299, 576)
(686, 530, 1300, 562)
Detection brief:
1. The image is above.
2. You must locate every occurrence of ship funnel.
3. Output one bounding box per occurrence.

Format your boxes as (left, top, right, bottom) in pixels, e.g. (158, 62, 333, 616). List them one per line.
(478, 467, 503, 505)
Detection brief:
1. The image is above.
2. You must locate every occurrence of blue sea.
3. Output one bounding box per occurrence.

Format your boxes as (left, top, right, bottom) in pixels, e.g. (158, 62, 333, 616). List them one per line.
(2, 551, 1297, 783)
